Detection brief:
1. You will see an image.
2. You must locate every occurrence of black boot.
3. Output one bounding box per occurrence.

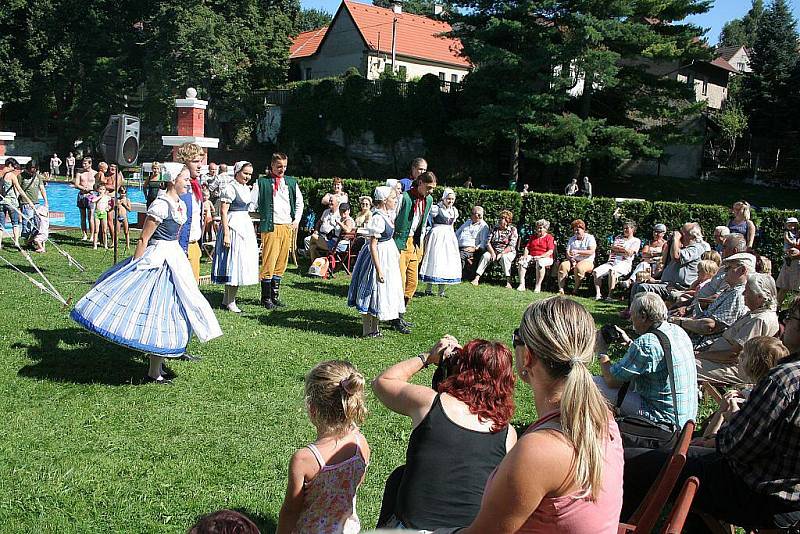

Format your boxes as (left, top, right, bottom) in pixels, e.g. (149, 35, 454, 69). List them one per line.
(261, 279, 275, 310)
(271, 278, 286, 307)
(399, 313, 414, 327)
(391, 319, 411, 334)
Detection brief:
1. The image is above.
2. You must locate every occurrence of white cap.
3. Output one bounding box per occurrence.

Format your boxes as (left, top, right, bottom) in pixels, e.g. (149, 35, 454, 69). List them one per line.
(373, 186, 392, 201)
(723, 252, 756, 270)
(787, 217, 798, 224)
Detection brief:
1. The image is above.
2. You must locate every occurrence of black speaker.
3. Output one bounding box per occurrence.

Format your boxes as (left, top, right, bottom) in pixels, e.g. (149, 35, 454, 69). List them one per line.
(100, 114, 140, 166)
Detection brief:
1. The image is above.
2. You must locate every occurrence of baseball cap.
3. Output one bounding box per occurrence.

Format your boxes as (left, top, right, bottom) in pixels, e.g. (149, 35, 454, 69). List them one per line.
(653, 223, 667, 233)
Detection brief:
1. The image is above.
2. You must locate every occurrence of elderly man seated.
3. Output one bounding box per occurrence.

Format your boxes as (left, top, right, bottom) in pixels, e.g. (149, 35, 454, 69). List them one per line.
(623, 296, 800, 531)
(713, 225, 731, 253)
(626, 222, 708, 305)
(694, 272, 780, 386)
(595, 293, 698, 430)
(455, 205, 490, 280)
(593, 220, 641, 301)
(308, 202, 355, 262)
(668, 253, 754, 350)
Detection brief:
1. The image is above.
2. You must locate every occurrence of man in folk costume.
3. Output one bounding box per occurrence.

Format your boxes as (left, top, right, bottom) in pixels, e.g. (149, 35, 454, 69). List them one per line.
(252, 152, 304, 309)
(176, 142, 205, 283)
(393, 171, 437, 328)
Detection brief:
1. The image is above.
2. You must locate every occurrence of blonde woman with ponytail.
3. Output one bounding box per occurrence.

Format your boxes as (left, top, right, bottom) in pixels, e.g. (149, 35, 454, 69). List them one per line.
(277, 360, 370, 534)
(437, 296, 623, 534)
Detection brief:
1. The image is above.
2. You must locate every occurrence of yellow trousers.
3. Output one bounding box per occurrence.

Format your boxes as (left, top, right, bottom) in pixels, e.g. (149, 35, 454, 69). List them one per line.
(399, 236, 423, 301)
(260, 224, 292, 279)
(187, 242, 201, 283)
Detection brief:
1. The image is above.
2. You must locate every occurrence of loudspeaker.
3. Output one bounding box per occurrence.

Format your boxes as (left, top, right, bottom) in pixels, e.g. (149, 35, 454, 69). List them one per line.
(100, 114, 140, 166)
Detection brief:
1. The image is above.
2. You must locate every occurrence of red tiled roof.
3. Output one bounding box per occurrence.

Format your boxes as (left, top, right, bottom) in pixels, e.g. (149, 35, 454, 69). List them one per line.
(288, 1, 471, 68)
(290, 27, 328, 59)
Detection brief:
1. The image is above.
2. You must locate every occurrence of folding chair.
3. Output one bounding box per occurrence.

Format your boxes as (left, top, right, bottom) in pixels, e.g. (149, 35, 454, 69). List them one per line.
(661, 476, 700, 534)
(618, 420, 696, 534)
(326, 231, 357, 276)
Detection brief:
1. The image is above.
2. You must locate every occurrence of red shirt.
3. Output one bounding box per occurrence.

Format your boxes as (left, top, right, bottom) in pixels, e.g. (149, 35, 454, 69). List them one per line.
(526, 233, 555, 257)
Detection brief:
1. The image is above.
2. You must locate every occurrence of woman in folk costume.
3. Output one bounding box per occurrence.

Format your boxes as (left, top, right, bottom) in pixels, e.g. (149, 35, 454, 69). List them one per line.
(211, 161, 259, 313)
(70, 167, 222, 384)
(419, 187, 461, 297)
(347, 186, 408, 338)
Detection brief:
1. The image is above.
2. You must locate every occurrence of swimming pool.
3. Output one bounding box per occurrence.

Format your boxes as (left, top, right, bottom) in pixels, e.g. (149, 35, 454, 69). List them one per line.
(2, 182, 146, 229)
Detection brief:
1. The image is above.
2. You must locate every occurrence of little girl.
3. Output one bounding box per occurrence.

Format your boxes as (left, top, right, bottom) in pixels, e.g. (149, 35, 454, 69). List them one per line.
(116, 186, 132, 251)
(92, 184, 111, 249)
(777, 216, 800, 307)
(277, 360, 370, 534)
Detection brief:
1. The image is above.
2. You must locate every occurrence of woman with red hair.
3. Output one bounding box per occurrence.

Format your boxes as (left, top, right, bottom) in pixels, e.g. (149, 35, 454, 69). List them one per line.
(372, 337, 517, 531)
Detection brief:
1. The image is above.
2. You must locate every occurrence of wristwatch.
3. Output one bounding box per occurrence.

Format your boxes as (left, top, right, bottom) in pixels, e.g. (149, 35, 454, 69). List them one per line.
(417, 352, 430, 368)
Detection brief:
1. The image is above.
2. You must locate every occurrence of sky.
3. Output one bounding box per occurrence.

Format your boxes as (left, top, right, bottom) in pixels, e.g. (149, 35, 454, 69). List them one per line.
(299, 0, 800, 45)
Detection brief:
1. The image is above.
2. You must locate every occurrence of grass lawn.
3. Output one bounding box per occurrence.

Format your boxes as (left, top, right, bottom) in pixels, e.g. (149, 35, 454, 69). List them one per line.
(0, 231, 659, 532)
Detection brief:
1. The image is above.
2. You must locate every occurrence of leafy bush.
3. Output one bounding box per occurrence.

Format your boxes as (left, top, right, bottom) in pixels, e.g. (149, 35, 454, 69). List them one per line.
(295, 176, 800, 271)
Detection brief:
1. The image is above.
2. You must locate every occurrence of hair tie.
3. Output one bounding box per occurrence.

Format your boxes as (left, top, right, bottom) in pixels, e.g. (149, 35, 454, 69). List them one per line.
(569, 357, 583, 368)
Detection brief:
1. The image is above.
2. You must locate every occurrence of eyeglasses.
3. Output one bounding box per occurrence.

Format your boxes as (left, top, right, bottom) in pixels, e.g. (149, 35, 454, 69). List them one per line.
(512, 328, 525, 348)
(779, 310, 800, 325)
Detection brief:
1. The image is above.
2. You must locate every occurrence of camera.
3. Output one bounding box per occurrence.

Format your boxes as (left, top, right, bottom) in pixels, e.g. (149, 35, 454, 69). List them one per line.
(600, 324, 623, 345)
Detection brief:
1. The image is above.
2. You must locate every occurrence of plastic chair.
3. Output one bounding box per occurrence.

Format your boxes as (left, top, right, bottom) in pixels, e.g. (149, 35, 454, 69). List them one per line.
(618, 420, 696, 534)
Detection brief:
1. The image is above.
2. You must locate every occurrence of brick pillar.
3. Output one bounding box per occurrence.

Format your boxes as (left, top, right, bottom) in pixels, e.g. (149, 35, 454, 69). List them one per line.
(162, 87, 219, 162)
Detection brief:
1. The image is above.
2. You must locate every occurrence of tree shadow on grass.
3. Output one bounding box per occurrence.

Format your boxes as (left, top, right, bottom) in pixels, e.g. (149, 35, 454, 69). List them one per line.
(232, 508, 277, 533)
(291, 279, 351, 299)
(257, 308, 361, 337)
(14, 327, 149, 385)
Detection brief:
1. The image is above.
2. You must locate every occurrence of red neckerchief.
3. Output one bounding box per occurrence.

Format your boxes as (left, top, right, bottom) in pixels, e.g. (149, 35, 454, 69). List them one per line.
(270, 172, 283, 195)
(409, 187, 425, 217)
(190, 178, 202, 202)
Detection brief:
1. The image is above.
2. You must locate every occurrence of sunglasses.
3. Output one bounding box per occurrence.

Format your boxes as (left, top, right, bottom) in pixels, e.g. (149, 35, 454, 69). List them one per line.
(512, 328, 525, 348)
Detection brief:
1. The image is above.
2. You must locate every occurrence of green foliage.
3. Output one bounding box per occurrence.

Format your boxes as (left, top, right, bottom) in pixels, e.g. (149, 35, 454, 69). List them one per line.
(449, 0, 713, 175)
(717, 104, 748, 158)
(371, 0, 456, 17)
(294, 8, 332, 33)
(719, 0, 764, 47)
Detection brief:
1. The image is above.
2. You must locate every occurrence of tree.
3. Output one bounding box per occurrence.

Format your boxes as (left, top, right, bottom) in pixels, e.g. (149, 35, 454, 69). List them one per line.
(719, 0, 764, 48)
(449, 0, 711, 183)
(295, 8, 333, 33)
(716, 104, 748, 162)
(742, 0, 799, 144)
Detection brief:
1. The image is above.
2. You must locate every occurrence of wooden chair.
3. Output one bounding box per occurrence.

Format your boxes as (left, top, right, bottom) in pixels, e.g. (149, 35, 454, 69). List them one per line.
(327, 231, 357, 276)
(660, 476, 700, 534)
(618, 420, 696, 534)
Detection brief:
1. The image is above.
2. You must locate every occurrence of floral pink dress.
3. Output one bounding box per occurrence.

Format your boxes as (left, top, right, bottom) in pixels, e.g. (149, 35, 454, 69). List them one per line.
(292, 433, 368, 534)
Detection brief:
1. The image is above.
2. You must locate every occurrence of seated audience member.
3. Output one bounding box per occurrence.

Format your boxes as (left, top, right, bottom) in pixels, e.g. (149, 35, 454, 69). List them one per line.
(696, 336, 789, 445)
(455, 206, 489, 279)
(308, 203, 354, 262)
(695, 273, 780, 386)
(625, 296, 800, 531)
(440, 297, 623, 534)
(627, 222, 708, 305)
(307, 204, 338, 261)
(702, 249, 722, 266)
(670, 259, 719, 311)
(321, 176, 348, 210)
(729, 200, 757, 248)
(595, 293, 698, 429)
(557, 219, 597, 295)
(354, 196, 372, 229)
(670, 253, 753, 349)
(189, 509, 260, 534)
(713, 225, 731, 253)
(516, 219, 556, 293)
(625, 223, 668, 286)
(372, 338, 517, 531)
(777, 216, 800, 307)
(471, 210, 518, 289)
(593, 220, 641, 300)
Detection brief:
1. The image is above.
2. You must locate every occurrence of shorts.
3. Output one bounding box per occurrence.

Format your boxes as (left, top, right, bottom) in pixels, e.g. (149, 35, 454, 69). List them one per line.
(95, 211, 107, 221)
(1, 204, 20, 226)
(117, 216, 126, 223)
(77, 192, 92, 209)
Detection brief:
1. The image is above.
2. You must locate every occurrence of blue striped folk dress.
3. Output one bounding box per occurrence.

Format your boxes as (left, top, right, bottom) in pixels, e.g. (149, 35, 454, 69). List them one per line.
(70, 194, 222, 356)
(347, 210, 406, 321)
(211, 181, 259, 286)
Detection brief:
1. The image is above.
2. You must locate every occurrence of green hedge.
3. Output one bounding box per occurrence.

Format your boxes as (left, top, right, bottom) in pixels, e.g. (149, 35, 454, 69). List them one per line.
(297, 177, 799, 272)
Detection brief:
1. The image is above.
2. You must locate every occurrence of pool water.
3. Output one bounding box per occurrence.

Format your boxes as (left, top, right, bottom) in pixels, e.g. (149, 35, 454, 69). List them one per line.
(2, 182, 146, 229)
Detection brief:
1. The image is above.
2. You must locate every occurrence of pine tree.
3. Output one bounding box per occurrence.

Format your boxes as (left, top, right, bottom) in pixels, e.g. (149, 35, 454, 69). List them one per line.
(449, 0, 712, 181)
(719, 0, 764, 48)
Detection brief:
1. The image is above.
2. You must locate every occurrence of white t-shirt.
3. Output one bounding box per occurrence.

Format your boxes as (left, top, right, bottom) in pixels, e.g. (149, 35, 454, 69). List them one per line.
(567, 233, 597, 263)
(608, 236, 641, 266)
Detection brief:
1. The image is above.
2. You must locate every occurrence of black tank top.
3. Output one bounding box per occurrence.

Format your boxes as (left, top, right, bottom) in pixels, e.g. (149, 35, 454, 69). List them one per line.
(396, 394, 509, 530)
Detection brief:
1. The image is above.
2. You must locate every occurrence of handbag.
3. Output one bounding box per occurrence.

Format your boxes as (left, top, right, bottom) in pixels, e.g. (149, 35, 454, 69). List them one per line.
(615, 328, 680, 450)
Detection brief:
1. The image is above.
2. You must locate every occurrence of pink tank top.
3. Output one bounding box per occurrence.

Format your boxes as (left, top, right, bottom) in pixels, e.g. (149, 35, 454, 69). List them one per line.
(483, 411, 624, 534)
(292, 432, 368, 534)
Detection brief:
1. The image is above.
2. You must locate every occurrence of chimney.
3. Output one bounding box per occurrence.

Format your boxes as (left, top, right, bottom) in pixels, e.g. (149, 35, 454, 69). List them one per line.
(434, 3, 443, 15)
(392, 2, 402, 14)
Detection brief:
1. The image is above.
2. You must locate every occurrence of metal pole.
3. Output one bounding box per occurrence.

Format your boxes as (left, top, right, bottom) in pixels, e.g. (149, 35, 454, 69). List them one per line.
(391, 17, 397, 73)
(113, 167, 119, 264)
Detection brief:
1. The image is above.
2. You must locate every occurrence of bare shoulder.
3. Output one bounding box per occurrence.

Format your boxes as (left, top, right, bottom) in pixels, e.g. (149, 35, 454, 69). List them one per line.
(289, 447, 320, 480)
(509, 429, 574, 489)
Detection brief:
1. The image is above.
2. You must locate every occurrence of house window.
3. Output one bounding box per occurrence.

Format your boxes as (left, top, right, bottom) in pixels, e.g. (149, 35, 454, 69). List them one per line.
(439, 72, 445, 81)
(304, 67, 312, 80)
(738, 62, 747, 71)
(451, 74, 458, 83)
(702, 78, 708, 96)
(384, 63, 393, 75)
(686, 74, 695, 86)
(398, 65, 407, 80)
